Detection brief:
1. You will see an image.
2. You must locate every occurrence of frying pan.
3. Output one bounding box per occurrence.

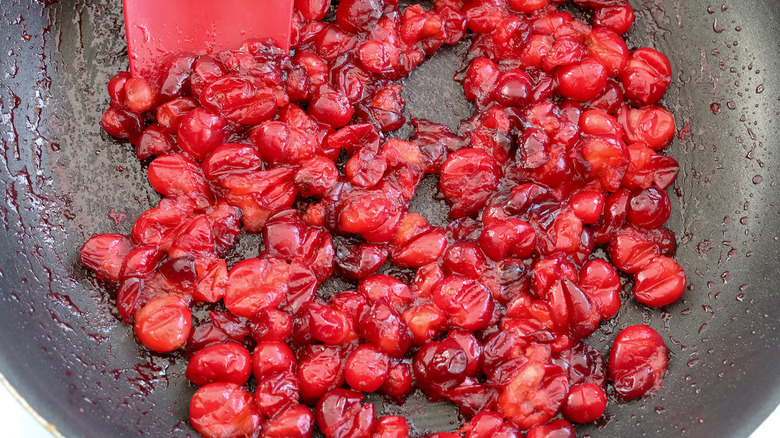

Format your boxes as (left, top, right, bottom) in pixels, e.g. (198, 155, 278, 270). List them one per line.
(0, 0, 778, 437)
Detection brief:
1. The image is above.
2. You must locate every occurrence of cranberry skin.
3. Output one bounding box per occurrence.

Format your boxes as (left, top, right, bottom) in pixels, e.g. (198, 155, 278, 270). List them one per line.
(156, 97, 198, 133)
(189, 383, 261, 438)
(494, 70, 533, 107)
(147, 154, 210, 198)
(433, 275, 495, 331)
(346, 343, 390, 392)
(557, 58, 609, 102)
(593, 5, 635, 35)
(633, 256, 686, 307)
(496, 362, 569, 430)
(578, 259, 621, 319)
(309, 89, 355, 127)
(134, 295, 192, 353)
(200, 75, 278, 125)
(525, 419, 576, 438)
(185, 342, 252, 386)
(252, 341, 296, 380)
(255, 371, 300, 417)
(120, 245, 164, 281)
(507, 0, 549, 14)
(135, 124, 176, 159)
(413, 337, 470, 396)
(201, 143, 263, 180)
(619, 105, 676, 150)
(609, 325, 669, 400)
(101, 107, 144, 141)
(577, 135, 630, 192)
(462, 57, 500, 107)
(177, 107, 230, 160)
(463, 410, 521, 438)
(380, 361, 413, 400)
(585, 28, 629, 78)
(373, 416, 409, 438)
(296, 345, 346, 404)
(627, 187, 671, 229)
(107, 71, 131, 107)
(296, 0, 331, 21)
(262, 404, 315, 438)
(359, 300, 413, 358)
(621, 48, 672, 106)
(561, 383, 607, 424)
(224, 258, 290, 318)
(80, 233, 133, 283)
(336, 0, 384, 33)
(479, 218, 536, 261)
(249, 308, 293, 343)
(336, 241, 389, 281)
(122, 77, 157, 112)
(295, 156, 339, 197)
(316, 388, 375, 438)
(190, 56, 227, 98)
(440, 148, 501, 218)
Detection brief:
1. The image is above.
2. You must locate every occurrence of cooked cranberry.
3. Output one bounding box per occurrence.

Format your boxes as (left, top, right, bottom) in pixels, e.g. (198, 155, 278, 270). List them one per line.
(440, 148, 501, 218)
(296, 345, 346, 404)
(433, 275, 495, 331)
(633, 256, 686, 307)
(525, 419, 576, 438)
(336, 0, 384, 33)
(107, 71, 131, 107)
(620, 48, 672, 106)
(462, 57, 500, 108)
(585, 28, 629, 77)
(404, 304, 449, 345)
(561, 383, 607, 423)
(556, 58, 609, 102)
(346, 343, 390, 392)
(578, 259, 621, 319)
(249, 308, 293, 343)
(507, 0, 549, 14)
(608, 325, 669, 400)
(157, 54, 196, 100)
(627, 187, 671, 228)
(443, 242, 490, 279)
(373, 416, 409, 438)
(122, 77, 157, 113)
(255, 371, 300, 417)
(593, 5, 635, 35)
(101, 106, 144, 141)
(380, 361, 413, 400)
(134, 295, 192, 353)
(80, 233, 133, 283)
(295, 156, 339, 197)
(190, 56, 227, 98)
(177, 107, 230, 160)
(156, 97, 198, 133)
(189, 383, 261, 438)
(134, 124, 176, 159)
(147, 154, 210, 199)
(462, 410, 521, 438)
(577, 135, 629, 192)
(252, 341, 296, 381)
(185, 342, 252, 386)
(224, 258, 290, 318)
(413, 337, 470, 397)
(250, 121, 316, 166)
(309, 88, 355, 127)
(296, 0, 331, 21)
(359, 299, 413, 358)
(553, 342, 606, 388)
(479, 218, 536, 261)
(316, 388, 375, 438)
(496, 361, 569, 430)
(262, 404, 315, 438)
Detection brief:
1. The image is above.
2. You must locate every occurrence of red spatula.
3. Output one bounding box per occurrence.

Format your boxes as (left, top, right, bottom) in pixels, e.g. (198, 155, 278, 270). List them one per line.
(123, 0, 294, 82)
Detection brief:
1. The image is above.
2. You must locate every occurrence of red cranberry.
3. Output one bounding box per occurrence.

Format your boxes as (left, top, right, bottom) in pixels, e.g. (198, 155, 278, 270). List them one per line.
(80, 234, 133, 283)
(336, 0, 384, 33)
(608, 325, 669, 400)
(345, 343, 390, 392)
(249, 308, 293, 343)
(101, 106, 144, 141)
(296, 345, 346, 404)
(224, 258, 290, 318)
(316, 388, 375, 438)
(627, 187, 671, 228)
(296, 0, 331, 21)
(525, 419, 576, 438)
(433, 275, 495, 331)
(620, 48, 672, 106)
(262, 404, 314, 438)
(156, 97, 198, 133)
(496, 361, 569, 430)
(585, 28, 629, 77)
(633, 256, 686, 307)
(189, 383, 261, 438)
(252, 341, 296, 380)
(373, 416, 410, 438)
(177, 107, 230, 160)
(255, 371, 300, 417)
(578, 259, 621, 319)
(185, 342, 252, 386)
(122, 77, 157, 113)
(380, 361, 413, 400)
(556, 58, 609, 102)
(507, 0, 549, 14)
(309, 88, 355, 127)
(593, 5, 635, 35)
(440, 148, 501, 218)
(562, 383, 608, 423)
(134, 295, 192, 353)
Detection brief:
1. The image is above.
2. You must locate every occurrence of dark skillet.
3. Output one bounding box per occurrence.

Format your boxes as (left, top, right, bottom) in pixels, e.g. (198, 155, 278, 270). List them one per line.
(0, 0, 778, 437)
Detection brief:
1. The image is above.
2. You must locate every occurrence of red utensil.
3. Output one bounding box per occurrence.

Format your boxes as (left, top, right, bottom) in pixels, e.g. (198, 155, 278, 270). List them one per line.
(122, 0, 294, 82)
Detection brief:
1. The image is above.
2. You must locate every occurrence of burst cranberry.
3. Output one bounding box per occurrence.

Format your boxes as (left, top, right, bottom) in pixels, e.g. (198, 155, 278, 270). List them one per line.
(252, 341, 296, 380)
(557, 58, 609, 102)
(80, 233, 133, 283)
(107, 71, 131, 107)
(507, 0, 549, 14)
(101, 106, 144, 141)
(578, 259, 621, 319)
(189, 383, 261, 438)
(122, 77, 157, 113)
(633, 256, 686, 307)
(359, 299, 413, 358)
(156, 97, 198, 133)
(462, 57, 500, 107)
(496, 361, 569, 430)
(593, 5, 635, 35)
(525, 419, 576, 438)
(296, 345, 346, 404)
(440, 148, 501, 218)
(316, 388, 376, 438)
(346, 343, 390, 392)
(620, 48, 672, 106)
(134, 295, 192, 353)
(224, 258, 290, 318)
(404, 304, 449, 344)
(185, 342, 252, 386)
(585, 28, 629, 78)
(608, 325, 669, 400)
(479, 218, 536, 261)
(380, 361, 413, 400)
(249, 308, 293, 343)
(462, 410, 521, 438)
(309, 88, 355, 127)
(373, 416, 409, 438)
(296, 0, 331, 21)
(577, 135, 630, 192)
(627, 187, 671, 228)
(494, 70, 533, 108)
(296, 156, 339, 197)
(262, 404, 315, 438)
(433, 275, 495, 331)
(255, 371, 300, 417)
(134, 124, 176, 159)
(190, 56, 227, 97)
(336, 0, 384, 33)
(177, 107, 231, 160)
(250, 121, 316, 166)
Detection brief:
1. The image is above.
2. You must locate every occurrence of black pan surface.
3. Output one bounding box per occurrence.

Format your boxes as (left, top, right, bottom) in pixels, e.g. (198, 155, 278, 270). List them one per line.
(0, 0, 778, 437)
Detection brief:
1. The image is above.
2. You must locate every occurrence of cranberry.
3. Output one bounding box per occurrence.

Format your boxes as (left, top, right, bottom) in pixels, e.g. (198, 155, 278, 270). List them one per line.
(255, 371, 300, 417)
(201, 143, 263, 181)
(316, 388, 375, 438)
(134, 295, 192, 353)
(336, 0, 384, 33)
(296, 0, 331, 21)
(620, 48, 672, 106)
(585, 28, 629, 78)
(189, 383, 261, 438)
(224, 258, 290, 318)
(190, 56, 227, 98)
(440, 148, 501, 218)
(578, 259, 622, 319)
(373, 416, 410, 438)
(627, 187, 672, 228)
(433, 275, 495, 331)
(262, 404, 315, 438)
(496, 362, 569, 430)
(185, 342, 252, 386)
(177, 107, 230, 160)
(462, 410, 521, 438)
(556, 58, 609, 102)
(252, 341, 296, 381)
(525, 419, 576, 438)
(249, 308, 293, 343)
(296, 345, 346, 404)
(107, 71, 131, 107)
(122, 77, 157, 113)
(359, 299, 413, 358)
(156, 97, 198, 133)
(309, 88, 355, 127)
(200, 75, 279, 125)
(592, 5, 635, 35)
(633, 256, 686, 307)
(101, 106, 144, 141)
(462, 57, 500, 108)
(561, 383, 608, 424)
(507, 0, 549, 14)
(80, 234, 133, 283)
(380, 361, 413, 400)
(346, 343, 390, 392)
(479, 218, 536, 261)
(608, 325, 669, 400)
(404, 304, 449, 344)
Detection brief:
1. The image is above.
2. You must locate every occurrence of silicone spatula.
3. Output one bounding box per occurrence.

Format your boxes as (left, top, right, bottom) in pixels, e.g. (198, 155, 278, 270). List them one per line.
(123, 0, 294, 82)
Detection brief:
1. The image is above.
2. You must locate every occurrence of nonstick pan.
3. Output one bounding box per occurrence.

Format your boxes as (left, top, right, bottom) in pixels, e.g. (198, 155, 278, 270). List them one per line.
(0, 0, 778, 437)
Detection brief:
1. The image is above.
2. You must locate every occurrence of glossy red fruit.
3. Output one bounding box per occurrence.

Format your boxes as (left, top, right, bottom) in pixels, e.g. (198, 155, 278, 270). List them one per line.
(620, 48, 672, 106)
(336, 0, 383, 33)
(618, 105, 675, 150)
(569, 189, 606, 224)
(316, 388, 375, 438)
(380, 361, 413, 400)
(627, 187, 672, 229)
(404, 304, 449, 345)
(556, 58, 609, 102)
(373, 416, 410, 438)
(201, 143, 263, 181)
(308, 88, 355, 127)
(479, 218, 536, 261)
(562, 383, 607, 423)
(593, 5, 635, 35)
(462, 57, 500, 107)
(633, 256, 686, 307)
(262, 404, 315, 438)
(296, 345, 346, 404)
(135, 124, 177, 159)
(296, 0, 331, 21)
(134, 295, 192, 353)
(462, 410, 521, 438)
(147, 154, 210, 198)
(101, 106, 144, 141)
(346, 343, 390, 392)
(190, 56, 227, 98)
(224, 258, 290, 318)
(177, 107, 231, 160)
(507, 0, 549, 14)
(252, 341, 296, 380)
(255, 371, 300, 417)
(585, 28, 629, 78)
(80, 233, 133, 283)
(609, 325, 669, 400)
(189, 383, 261, 438)
(578, 135, 630, 192)
(433, 275, 495, 331)
(250, 121, 316, 166)
(185, 342, 252, 386)
(525, 419, 576, 438)
(249, 308, 293, 343)
(578, 259, 621, 319)
(122, 77, 157, 113)
(107, 71, 131, 107)
(156, 97, 198, 133)
(359, 299, 413, 358)
(295, 156, 339, 197)
(440, 148, 501, 218)
(496, 361, 569, 430)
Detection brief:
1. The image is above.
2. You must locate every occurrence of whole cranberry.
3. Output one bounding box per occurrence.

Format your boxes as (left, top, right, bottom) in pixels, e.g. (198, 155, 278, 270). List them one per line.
(561, 383, 608, 423)
(185, 342, 252, 386)
(608, 325, 669, 400)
